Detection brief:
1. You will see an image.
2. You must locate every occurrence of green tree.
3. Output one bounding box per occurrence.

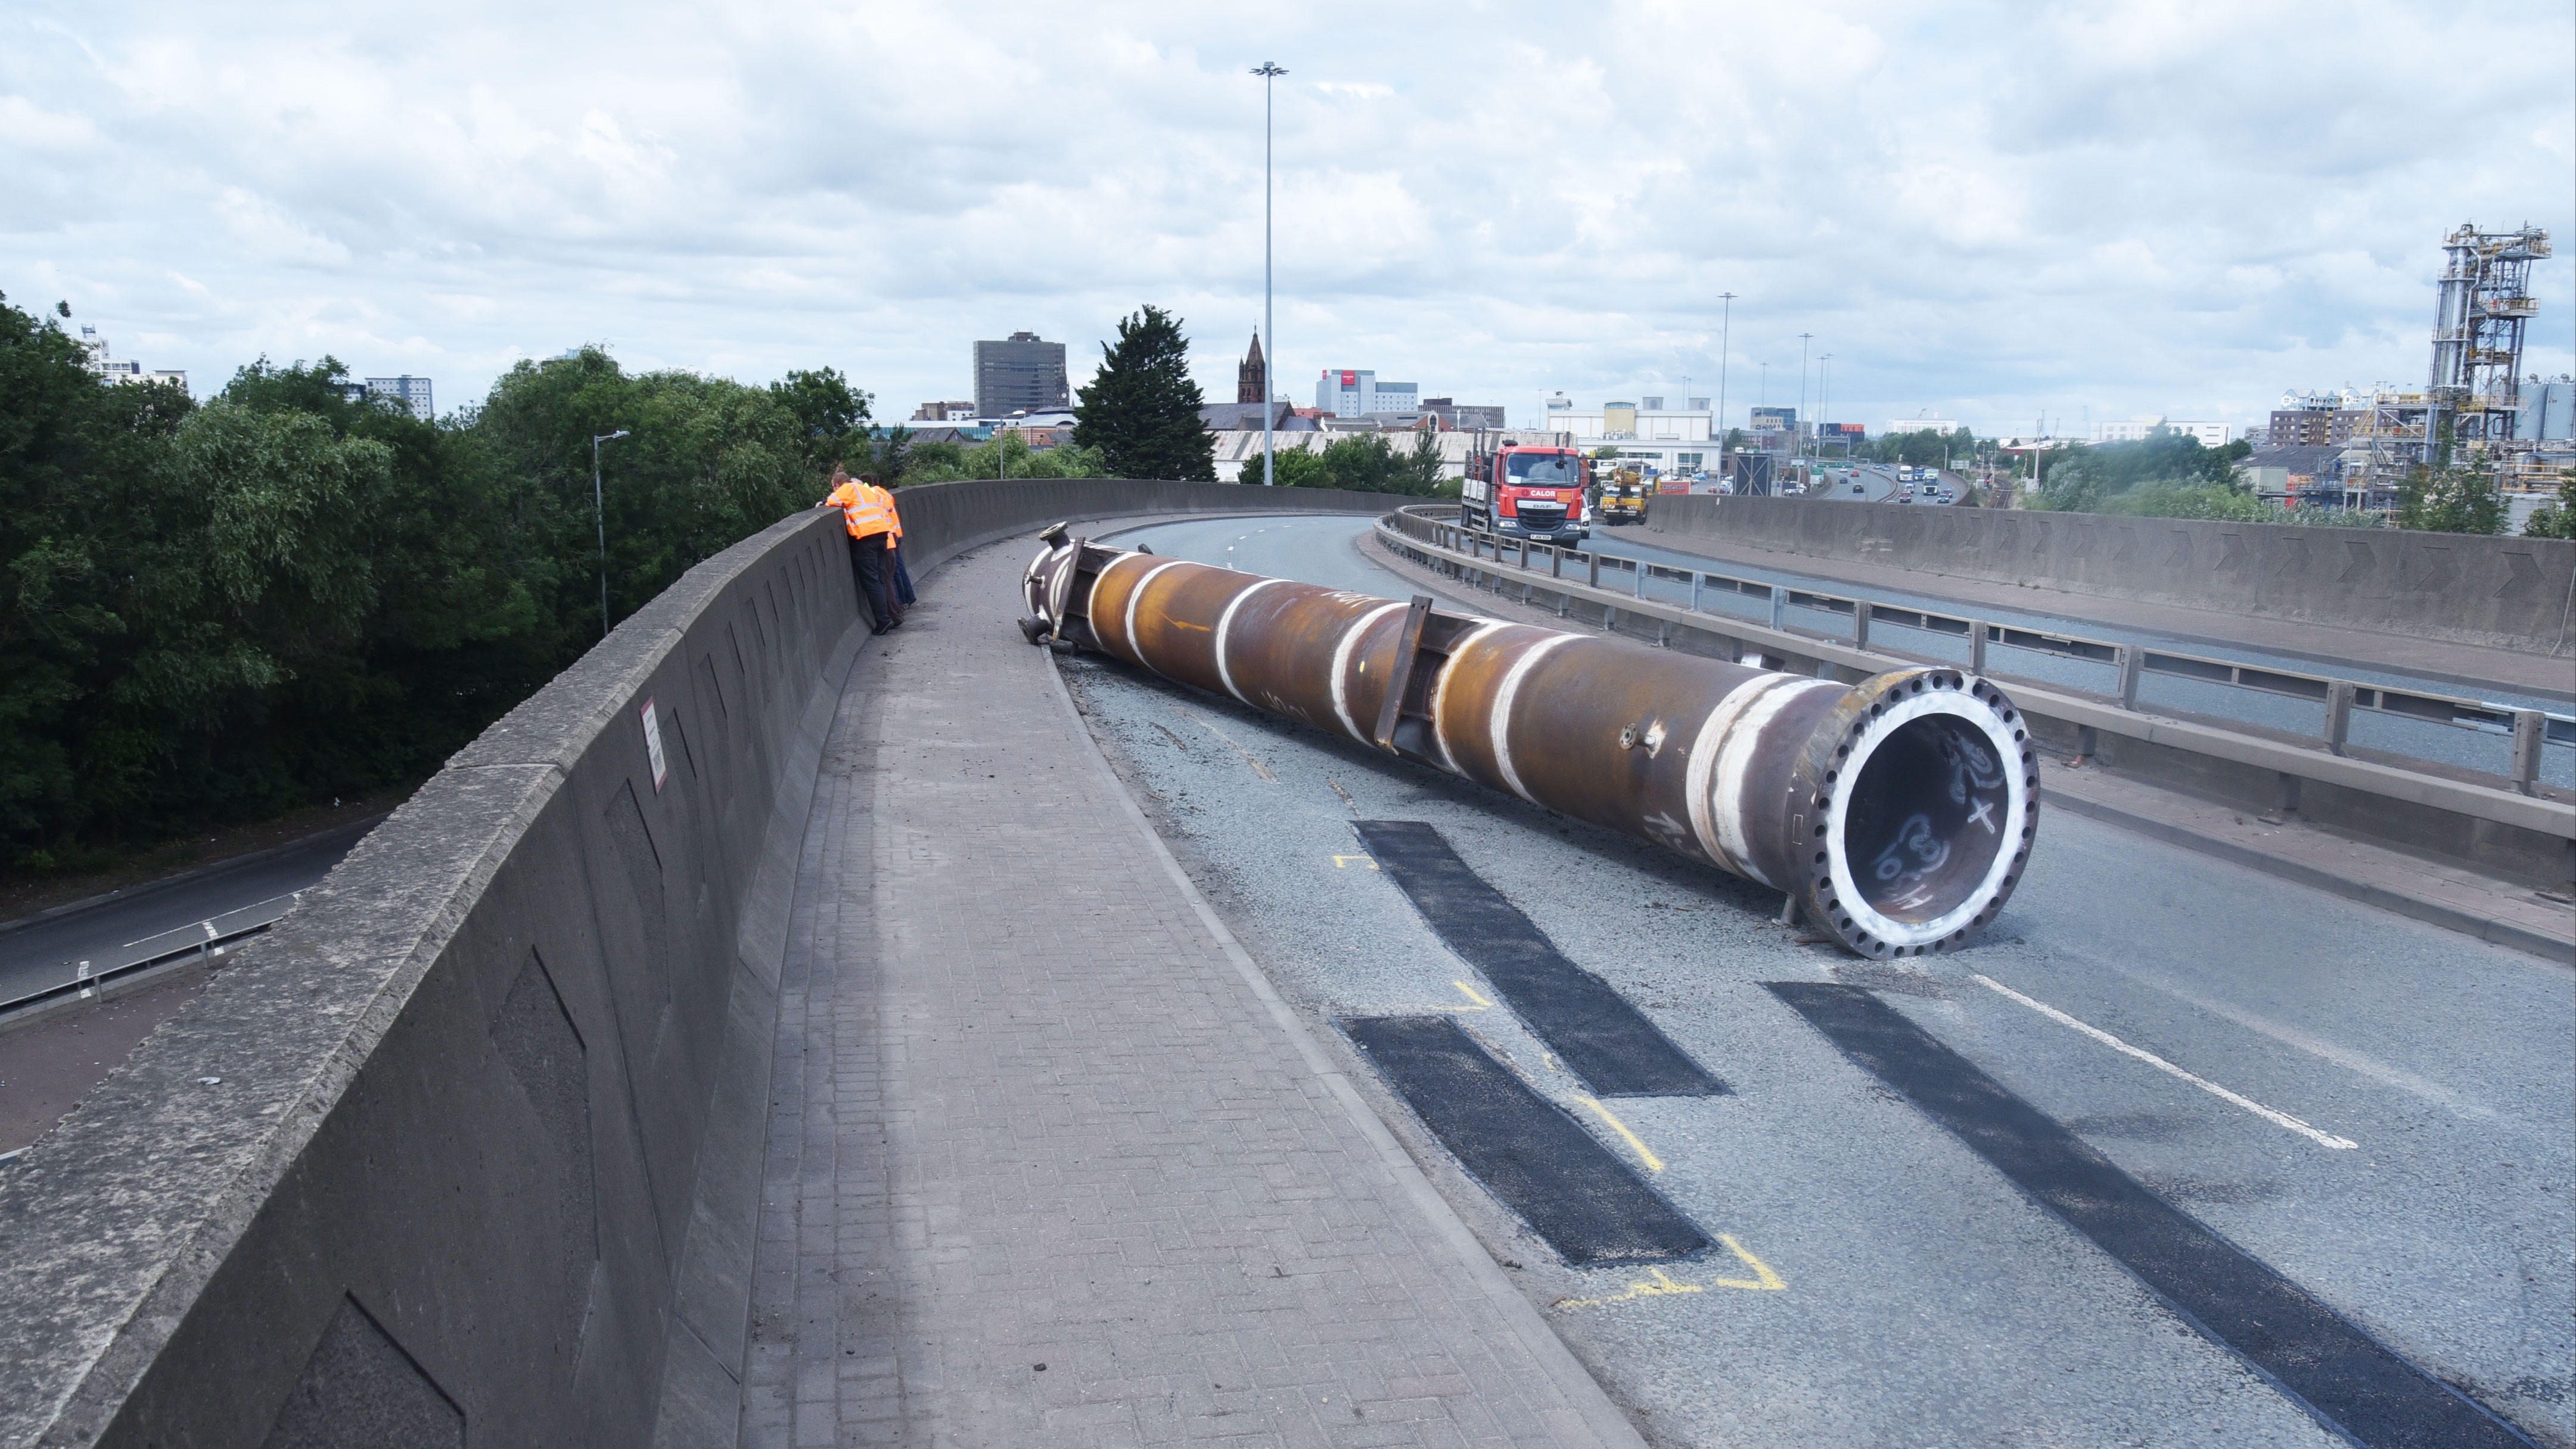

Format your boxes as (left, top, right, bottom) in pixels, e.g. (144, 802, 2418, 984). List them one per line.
(1073, 306, 1216, 480)
(2395, 464, 2507, 535)
(767, 367, 876, 475)
(2520, 471, 2576, 538)
(1273, 432, 1455, 497)
(905, 431, 1110, 483)
(0, 294, 193, 855)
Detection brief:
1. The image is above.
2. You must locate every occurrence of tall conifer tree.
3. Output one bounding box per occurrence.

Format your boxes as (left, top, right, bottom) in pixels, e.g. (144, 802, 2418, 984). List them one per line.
(1073, 306, 1216, 482)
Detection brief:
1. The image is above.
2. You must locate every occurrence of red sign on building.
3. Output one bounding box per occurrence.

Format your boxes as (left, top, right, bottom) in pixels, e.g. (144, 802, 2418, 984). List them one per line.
(1341, 371, 1357, 386)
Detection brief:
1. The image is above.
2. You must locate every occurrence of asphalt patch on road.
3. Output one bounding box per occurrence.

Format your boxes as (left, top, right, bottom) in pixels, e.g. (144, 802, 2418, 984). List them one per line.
(1768, 981, 2537, 1449)
(1354, 820, 1724, 1097)
(1344, 1014, 1711, 1267)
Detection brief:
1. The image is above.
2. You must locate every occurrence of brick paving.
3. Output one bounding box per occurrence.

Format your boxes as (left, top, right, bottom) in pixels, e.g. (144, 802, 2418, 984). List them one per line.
(740, 536, 1638, 1448)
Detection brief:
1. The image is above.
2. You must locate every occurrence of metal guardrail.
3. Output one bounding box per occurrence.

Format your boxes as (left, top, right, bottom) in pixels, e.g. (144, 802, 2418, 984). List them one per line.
(1390, 508, 2575, 795)
(0, 890, 303, 1020)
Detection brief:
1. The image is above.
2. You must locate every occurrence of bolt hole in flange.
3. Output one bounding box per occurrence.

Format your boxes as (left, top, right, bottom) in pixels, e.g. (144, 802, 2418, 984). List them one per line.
(1825, 682, 2028, 952)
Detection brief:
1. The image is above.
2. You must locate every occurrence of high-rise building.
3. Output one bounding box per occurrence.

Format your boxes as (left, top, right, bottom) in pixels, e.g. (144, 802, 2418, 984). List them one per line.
(74, 325, 188, 393)
(974, 331, 1070, 417)
(365, 376, 434, 421)
(1238, 332, 1267, 405)
(1315, 368, 1417, 417)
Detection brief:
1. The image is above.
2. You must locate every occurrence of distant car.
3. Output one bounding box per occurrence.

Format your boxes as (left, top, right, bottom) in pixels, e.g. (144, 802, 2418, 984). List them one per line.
(1850, 481, 1866, 495)
(1900, 483, 1915, 498)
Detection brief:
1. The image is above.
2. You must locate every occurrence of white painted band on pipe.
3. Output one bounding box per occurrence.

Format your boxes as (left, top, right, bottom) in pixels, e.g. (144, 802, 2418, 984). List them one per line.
(1214, 578, 1288, 705)
(1332, 602, 1410, 743)
(1711, 679, 1838, 888)
(1431, 622, 1506, 776)
(1489, 634, 1577, 803)
(1120, 559, 1189, 675)
(1685, 675, 1786, 870)
(1087, 551, 1151, 656)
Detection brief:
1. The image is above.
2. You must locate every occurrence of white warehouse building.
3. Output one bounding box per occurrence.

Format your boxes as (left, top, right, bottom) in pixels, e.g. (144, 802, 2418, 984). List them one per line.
(2093, 415, 2234, 448)
(1534, 392, 1718, 480)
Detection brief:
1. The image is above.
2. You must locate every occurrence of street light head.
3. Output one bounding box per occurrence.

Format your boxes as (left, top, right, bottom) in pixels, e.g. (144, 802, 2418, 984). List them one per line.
(1252, 61, 1287, 77)
(595, 429, 630, 443)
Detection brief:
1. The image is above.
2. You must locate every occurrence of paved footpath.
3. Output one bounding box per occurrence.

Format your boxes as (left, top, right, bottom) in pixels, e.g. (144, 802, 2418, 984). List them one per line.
(739, 529, 1642, 1448)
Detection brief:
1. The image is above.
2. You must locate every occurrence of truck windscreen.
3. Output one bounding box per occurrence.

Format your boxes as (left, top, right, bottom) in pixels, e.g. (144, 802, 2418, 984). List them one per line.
(1505, 454, 1580, 485)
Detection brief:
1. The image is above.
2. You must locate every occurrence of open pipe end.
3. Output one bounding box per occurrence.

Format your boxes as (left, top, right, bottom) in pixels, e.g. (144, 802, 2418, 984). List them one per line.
(1789, 669, 2038, 958)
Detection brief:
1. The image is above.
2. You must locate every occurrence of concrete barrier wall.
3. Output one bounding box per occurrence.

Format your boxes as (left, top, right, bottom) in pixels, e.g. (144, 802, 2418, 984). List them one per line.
(0, 479, 1406, 1449)
(1645, 495, 2576, 655)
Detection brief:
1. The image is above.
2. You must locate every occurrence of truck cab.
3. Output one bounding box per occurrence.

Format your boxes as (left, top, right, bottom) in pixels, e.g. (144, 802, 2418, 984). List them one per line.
(1461, 443, 1591, 544)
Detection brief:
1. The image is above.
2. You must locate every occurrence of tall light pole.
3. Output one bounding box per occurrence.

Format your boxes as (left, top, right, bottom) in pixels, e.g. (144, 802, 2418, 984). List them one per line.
(593, 429, 630, 640)
(1819, 353, 1832, 458)
(1797, 333, 1814, 463)
(1253, 61, 1287, 486)
(1716, 290, 1736, 466)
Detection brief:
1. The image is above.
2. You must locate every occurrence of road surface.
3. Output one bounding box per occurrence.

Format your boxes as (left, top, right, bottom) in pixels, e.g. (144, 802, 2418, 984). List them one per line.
(1064, 512, 2573, 1448)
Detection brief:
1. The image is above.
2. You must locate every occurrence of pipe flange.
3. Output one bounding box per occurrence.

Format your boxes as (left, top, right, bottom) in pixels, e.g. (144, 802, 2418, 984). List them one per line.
(1786, 668, 2039, 957)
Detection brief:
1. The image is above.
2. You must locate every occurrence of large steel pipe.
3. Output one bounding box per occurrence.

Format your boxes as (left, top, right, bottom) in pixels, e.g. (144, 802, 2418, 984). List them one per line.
(1021, 528, 2038, 958)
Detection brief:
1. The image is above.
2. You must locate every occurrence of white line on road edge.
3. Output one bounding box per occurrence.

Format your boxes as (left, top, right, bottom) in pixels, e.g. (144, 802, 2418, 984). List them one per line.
(1972, 974, 2359, 1150)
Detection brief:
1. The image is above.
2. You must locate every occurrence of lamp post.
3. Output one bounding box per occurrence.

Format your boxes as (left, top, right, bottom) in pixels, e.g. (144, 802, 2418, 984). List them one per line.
(1253, 61, 1287, 485)
(1716, 290, 1736, 475)
(593, 429, 630, 640)
(1819, 353, 1832, 458)
(1797, 333, 1813, 463)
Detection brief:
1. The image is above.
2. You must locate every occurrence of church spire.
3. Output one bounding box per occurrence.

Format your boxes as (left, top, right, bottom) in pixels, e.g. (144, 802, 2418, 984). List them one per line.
(1237, 328, 1267, 405)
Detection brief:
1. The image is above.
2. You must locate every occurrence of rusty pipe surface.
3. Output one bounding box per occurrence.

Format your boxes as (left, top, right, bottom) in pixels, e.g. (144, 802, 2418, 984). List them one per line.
(1021, 528, 2038, 958)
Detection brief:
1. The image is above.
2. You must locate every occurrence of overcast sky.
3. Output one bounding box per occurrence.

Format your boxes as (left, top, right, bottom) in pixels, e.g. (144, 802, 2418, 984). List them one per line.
(7, 1, 2570, 435)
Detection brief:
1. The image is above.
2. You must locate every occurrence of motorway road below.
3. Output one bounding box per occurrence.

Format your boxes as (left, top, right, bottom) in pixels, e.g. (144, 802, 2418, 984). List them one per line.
(0, 818, 372, 1008)
(1560, 514, 2571, 790)
(1066, 513, 2575, 1447)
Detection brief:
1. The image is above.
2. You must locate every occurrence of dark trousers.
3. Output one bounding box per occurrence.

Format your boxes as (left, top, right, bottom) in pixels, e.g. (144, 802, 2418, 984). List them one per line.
(847, 534, 894, 629)
(891, 542, 916, 606)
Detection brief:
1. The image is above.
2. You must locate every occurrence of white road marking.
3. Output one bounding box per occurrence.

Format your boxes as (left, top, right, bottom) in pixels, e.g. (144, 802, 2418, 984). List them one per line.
(1972, 974, 2359, 1150)
(2104, 964, 2501, 1124)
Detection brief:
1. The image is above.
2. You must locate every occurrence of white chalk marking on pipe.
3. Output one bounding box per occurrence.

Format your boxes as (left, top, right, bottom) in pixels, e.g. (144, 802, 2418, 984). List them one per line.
(1489, 634, 1578, 803)
(1331, 602, 1409, 744)
(1972, 974, 2359, 1150)
(1121, 559, 1189, 675)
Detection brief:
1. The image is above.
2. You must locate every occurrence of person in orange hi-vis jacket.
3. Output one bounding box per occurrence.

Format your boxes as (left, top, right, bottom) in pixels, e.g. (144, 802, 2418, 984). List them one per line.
(819, 464, 900, 633)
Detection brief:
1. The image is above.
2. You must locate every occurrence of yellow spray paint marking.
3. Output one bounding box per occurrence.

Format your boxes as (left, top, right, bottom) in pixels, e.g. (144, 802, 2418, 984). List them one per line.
(1551, 1268, 1701, 1310)
(1452, 981, 1494, 1010)
(1331, 855, 1379, 870)
(1549, 1240, 1786, 1311)
(1542, 1052, 1560, 1073)
(1571, 1096, 1664, 1172)
(1711, 1234, 1786, 1290)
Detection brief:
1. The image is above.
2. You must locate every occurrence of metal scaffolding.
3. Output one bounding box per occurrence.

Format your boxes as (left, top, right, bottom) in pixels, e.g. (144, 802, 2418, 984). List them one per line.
(2342, 222, 2552, 502)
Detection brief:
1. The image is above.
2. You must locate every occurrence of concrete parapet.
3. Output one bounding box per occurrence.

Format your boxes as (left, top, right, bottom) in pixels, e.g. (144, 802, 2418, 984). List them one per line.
(0, 479, 1403, 1448)
(1646, 495, 2576, 656)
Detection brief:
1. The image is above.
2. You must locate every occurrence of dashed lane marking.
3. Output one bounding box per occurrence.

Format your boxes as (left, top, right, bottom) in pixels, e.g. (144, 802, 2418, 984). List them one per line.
(1331, 855, 1379, 870)
(1971, 973, 2358, 1150)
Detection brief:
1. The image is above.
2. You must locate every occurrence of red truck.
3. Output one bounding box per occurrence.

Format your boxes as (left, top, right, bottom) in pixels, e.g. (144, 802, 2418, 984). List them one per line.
(1461, 434, 1592, 544)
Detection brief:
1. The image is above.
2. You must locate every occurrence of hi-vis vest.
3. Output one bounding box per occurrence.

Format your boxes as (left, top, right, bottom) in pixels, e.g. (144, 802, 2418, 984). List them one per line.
(826, 481, 896, 541)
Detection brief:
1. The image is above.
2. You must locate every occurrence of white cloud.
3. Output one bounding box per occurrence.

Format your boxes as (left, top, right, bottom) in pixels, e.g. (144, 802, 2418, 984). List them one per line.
(1, 0, 2566, 435)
